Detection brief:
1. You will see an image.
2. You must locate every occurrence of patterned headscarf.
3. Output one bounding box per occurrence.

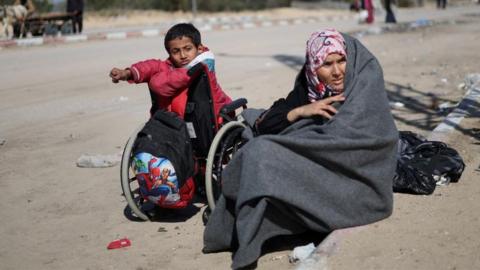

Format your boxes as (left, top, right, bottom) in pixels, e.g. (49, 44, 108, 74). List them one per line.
(305, 29, 347, 102)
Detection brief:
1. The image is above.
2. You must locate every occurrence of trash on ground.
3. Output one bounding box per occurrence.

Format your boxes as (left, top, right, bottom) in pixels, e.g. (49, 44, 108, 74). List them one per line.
(434, 174, 451, 186)
(0, 138, 5, 146)
(441, 78, 448, 84)
(107, 238, 131, 250)
(465, 73, 480, 89)
(394, 131, 465, 195)
(76, 153, 122, 168)
(289, 242, 316, 263)
(410, 18, 431, 28)
(389, 101, 405, 109)
(438, 101, 456, 112)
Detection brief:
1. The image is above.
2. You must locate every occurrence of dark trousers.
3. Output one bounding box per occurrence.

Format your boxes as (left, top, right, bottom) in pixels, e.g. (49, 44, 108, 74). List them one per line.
(385, 0, 397, 23)
(437, 0, 447, 9)
(72, 12, 83, 33)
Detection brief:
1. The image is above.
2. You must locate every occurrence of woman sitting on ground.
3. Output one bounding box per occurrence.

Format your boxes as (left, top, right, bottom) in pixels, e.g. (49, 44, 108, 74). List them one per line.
(203, 28, 399, 269)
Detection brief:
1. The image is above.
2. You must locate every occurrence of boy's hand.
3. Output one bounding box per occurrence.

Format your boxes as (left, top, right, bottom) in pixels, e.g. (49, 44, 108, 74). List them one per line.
(109, 68, 132, 83)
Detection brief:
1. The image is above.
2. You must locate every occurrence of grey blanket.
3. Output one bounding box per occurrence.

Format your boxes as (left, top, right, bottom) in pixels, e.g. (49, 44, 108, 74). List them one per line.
(203, 34, 398, 269)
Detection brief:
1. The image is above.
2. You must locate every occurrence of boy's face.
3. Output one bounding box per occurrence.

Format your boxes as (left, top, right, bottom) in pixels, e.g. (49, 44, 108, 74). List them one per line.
(167, 36, 203, 68)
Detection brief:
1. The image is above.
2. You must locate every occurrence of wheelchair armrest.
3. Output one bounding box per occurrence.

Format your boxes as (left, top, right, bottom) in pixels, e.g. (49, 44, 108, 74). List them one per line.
(219, 98, 248, 118)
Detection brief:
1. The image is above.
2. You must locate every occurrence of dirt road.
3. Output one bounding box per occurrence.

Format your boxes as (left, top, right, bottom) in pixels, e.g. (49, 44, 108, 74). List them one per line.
(0, 5, 479, 270)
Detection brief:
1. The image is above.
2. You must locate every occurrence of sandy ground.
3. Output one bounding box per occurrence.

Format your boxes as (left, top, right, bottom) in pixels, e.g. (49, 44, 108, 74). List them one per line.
(0, 4, 480, 270)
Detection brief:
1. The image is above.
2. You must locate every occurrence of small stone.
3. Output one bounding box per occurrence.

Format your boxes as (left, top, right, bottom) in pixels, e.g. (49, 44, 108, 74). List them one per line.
(65, 134, 76, 141)
(389, 101, 405, 109)
(271, 255, 284, 261)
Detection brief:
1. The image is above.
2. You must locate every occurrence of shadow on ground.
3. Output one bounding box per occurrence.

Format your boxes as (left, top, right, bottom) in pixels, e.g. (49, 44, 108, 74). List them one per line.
(273, 54, 304, 71)
(386, 81, 480, 141)
(123, 202, 202, 222)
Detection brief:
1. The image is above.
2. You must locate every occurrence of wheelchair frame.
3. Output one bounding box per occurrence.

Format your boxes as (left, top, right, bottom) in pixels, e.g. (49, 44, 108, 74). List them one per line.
(120, 99, 247, 221)
(205, 120, 246, 211)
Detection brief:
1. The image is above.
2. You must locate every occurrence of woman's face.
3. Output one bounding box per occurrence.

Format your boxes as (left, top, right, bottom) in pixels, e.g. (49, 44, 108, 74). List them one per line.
(316, 53, 347, 92)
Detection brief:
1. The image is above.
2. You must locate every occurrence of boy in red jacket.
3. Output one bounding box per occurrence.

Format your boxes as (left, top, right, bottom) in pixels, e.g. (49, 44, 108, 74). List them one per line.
(109, 23, 232, 209)
(109, 23, 231, 117)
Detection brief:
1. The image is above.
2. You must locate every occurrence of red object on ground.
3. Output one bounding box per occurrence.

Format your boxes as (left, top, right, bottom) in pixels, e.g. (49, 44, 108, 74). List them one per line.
(107, 238, 131, 249)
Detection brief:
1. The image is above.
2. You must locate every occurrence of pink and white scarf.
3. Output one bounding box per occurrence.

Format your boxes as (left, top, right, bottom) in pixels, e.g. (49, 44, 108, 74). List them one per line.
(305, 29, 347, 102)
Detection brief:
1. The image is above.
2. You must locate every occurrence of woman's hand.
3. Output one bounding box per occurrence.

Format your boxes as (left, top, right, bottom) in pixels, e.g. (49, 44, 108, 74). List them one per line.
(287, 94, 346, 122)
(109, 68, 132, 83)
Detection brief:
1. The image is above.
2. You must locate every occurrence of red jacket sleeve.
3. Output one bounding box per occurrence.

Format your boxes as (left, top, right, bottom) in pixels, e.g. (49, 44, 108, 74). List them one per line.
(130, 59, 191, 97)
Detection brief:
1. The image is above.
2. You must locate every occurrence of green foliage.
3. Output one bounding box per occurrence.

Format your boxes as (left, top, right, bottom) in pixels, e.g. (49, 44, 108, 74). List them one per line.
(33, 0, 52, 12)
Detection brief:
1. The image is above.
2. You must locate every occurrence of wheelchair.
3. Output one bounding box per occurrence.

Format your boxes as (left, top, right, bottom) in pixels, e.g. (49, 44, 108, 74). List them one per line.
(120, 64, 248, 221)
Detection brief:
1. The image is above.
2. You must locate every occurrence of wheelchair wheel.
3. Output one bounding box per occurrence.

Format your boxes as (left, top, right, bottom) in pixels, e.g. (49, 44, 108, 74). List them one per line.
(205, 121, 246, 211)
(120, 123, 151, 221)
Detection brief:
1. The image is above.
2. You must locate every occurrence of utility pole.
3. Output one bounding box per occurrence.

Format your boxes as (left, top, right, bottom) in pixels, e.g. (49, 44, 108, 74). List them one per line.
(191, 0, 198, 18)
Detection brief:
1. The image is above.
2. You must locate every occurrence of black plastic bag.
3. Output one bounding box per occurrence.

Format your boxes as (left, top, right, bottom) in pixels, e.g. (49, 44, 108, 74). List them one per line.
(393, 131, 465, 195)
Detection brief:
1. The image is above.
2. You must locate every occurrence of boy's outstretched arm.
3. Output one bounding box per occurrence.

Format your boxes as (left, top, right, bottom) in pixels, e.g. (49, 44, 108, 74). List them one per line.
(109, 68, 132, 83)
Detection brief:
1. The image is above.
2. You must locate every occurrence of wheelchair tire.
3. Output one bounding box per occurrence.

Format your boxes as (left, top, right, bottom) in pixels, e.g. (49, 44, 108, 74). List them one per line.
(205, 121, 246, 211)
(120, 123, 150, 221)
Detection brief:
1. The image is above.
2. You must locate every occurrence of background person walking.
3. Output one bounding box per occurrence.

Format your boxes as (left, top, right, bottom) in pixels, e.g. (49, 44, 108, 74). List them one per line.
(437, 0, 447, 9)
(67, 0, 84, 34)
(385, 0, 397, 23)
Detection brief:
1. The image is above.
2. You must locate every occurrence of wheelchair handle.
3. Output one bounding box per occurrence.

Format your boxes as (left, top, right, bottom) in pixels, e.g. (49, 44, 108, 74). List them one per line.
(187, 63, 205, 77)
(219, 98, 248, 119)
